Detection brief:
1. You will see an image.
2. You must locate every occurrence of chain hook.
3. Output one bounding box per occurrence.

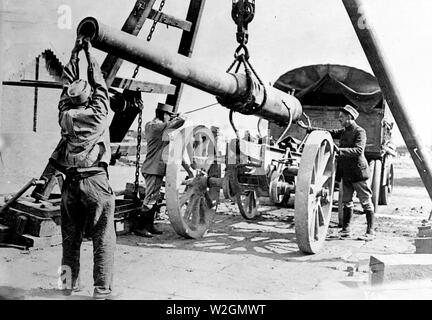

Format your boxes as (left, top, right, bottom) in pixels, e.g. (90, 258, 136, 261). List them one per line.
(234, 44, 250, 61)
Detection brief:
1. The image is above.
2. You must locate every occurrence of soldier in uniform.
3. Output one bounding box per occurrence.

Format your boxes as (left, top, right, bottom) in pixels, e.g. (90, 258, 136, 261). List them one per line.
(134, 103, 186, 237)
(306, 105, 375, 240)
(50, 38, 116, 299)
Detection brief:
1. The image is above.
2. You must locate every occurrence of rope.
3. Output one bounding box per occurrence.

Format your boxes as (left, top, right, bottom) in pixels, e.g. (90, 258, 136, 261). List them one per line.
(275, 101, 293, 146)
(184, 102, 220, 115)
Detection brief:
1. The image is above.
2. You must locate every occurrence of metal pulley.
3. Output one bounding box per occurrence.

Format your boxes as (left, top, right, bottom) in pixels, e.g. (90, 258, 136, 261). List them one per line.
(231, 0, 255, 45)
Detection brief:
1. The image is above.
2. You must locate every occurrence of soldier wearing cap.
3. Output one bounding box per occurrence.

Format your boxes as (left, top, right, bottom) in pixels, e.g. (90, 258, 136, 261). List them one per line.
(133, 103, 186, 237)
(50, 37, 116, 299)
(307, 105, 375, 240)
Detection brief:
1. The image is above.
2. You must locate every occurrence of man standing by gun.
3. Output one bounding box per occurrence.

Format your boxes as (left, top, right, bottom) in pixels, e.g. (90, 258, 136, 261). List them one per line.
(301, 105, 375, 240)
(134, 103, 187, 237)
(50, 37, 116, 299)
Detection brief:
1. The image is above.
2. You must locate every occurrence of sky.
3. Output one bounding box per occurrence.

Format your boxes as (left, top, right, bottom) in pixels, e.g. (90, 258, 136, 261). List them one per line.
(2, 0, 432, 146)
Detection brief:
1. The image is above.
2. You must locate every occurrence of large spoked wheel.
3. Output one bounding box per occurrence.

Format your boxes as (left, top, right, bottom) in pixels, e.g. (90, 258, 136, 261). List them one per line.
(369, 159, 382, 213)
(295, 131, 336, 254)
(166, 125, 221, 239)
(379, 157, 394, 205)
(236, 190, 259, 220)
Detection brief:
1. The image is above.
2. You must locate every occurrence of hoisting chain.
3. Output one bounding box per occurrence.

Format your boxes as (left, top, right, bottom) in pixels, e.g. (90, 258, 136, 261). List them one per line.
(132, 64, 144, 199)
(225, 0, 266, 115)
(147, 0, 166, 41)
(132, 0, 167, 199)
(224, 44, 267, 134)
(134, 109, 143, 198)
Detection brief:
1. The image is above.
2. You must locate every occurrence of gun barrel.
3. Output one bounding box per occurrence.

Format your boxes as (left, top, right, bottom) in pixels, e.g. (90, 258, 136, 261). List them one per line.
(77, 17, 302, 127)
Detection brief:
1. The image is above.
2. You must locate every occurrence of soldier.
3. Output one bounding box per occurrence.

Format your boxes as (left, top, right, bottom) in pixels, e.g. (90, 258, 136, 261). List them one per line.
(49, 37, 116, 299)
(306, 105, 375, 240)
(134, 103, 186, 237)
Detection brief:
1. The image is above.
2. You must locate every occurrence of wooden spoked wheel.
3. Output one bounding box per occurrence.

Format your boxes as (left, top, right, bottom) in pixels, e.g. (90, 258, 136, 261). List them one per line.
(295, 131, 336, 254)
(379, 160, 394, 205)
(369, 159, 382, 213)
(165, 125, 221, 239)
(236, 190, 259, 220)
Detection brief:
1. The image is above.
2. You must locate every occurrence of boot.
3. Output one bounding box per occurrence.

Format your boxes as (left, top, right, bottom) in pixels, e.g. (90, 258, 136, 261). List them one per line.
(135, 207, 163, 236)
(340, 206, 353, 237)
(365, 209, 375, 236)
(145, 209, 163, 235)
(133, 209, 154, 238)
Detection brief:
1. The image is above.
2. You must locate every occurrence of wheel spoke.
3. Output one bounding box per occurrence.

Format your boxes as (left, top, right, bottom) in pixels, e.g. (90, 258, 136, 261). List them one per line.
(317, 202, 324, 226)
(179, 187, 194, 207)
(188, 195, 201, 225)
(199, 197, 209, 224)
(295, 131, 336, 253)
(314, 208, 319, 240)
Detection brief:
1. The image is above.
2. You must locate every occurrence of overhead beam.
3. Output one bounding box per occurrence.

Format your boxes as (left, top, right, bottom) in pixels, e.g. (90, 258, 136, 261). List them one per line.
(148, 9, 192, 31)
(165, 0, 207, 112)
(101, 0, 157, 86)
(3, 78, 174, 94)
(111, 77, 176, 94)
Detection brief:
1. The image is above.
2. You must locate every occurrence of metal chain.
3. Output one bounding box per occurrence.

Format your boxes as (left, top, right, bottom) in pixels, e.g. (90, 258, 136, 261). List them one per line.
(134, 110, 143, 198)
(132, 59, 141, 198)
(133, 0, 165, 197)
(147, 0, 166, 41)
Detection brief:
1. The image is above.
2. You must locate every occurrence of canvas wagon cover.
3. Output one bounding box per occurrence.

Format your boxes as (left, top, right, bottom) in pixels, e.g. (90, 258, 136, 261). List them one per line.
(274, 64, 384, 112)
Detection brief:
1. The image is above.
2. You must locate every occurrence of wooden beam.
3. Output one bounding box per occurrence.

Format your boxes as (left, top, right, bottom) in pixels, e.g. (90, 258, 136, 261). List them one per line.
(3, 78, 176, 95)
(111, 77, 176, 94)
(148, 9, 192, 31)
(101, 0, 158, 86)
(2, 80, 62, 89)
(165, 0, 207, 112)
(33, 56, 40, 132)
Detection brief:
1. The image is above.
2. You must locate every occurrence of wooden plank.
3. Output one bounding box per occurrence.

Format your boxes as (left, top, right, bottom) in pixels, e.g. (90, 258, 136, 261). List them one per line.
(4, 77, 176, 95)
(148, 9, 192, 31)
(101, 0, 158, 86)
(370, 254, 432, 285)
(19, 234, 62, 250)
(11, 198, 61, 219)
(165, 0, 207, 111)
(2, 80, 62, 89)
(111, 77, 176, 94)
(4, 208, 60, 238)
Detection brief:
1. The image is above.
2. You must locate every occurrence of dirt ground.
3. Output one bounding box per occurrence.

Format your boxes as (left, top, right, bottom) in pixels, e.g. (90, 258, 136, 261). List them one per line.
(1, 155, 432, 300)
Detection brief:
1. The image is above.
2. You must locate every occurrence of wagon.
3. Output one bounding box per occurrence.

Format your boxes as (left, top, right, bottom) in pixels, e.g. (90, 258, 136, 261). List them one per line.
(271, 64, 396, 217)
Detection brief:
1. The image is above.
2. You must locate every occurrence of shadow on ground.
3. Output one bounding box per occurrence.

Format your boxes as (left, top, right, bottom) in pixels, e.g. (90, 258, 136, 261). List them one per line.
(116, 201, 347, 264)
(0, 286, 92, 300)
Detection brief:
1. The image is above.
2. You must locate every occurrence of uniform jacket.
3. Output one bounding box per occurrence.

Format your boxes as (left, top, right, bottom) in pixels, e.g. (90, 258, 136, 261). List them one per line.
(50, 53, 111, 169)
(141, 117, 185, 176)
(327, 122, 370, 183)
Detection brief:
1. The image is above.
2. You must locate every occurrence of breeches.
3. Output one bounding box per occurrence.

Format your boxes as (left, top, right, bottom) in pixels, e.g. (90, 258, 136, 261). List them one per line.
(342, 179, 374, 212)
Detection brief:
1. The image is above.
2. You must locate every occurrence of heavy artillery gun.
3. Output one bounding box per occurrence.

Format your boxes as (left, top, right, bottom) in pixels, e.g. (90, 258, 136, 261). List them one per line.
(77, 17, 338, 254)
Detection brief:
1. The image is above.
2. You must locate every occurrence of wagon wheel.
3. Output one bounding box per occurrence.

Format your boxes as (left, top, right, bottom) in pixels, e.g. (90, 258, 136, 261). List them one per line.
(337, 178, 344, 228)
(295, 131, 336, 254)
(379, 158, 394, 205)
(236, 190, 259, 219)
(269, 171, 290, 207)
(369, 159, 382, 213)
(166, 125, 221, 239)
